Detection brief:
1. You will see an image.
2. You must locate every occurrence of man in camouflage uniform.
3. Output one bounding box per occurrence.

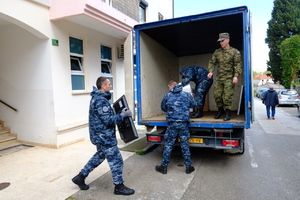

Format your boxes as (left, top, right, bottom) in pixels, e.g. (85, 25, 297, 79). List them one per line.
(207, 33, 242, 121)
(72, 77, 135, 196)
(156, 80, 196, 175)
(180, 66, 213, 118)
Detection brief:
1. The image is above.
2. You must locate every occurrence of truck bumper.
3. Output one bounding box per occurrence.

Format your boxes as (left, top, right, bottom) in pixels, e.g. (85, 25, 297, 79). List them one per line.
(146, 128, 245, 153)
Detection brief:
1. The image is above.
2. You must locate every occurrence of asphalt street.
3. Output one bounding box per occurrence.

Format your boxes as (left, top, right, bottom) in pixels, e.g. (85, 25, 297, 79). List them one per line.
(69, 98, 300, 200)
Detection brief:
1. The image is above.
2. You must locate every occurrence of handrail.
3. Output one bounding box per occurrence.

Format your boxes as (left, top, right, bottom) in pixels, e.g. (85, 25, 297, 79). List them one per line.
(0, 100, 18, 112)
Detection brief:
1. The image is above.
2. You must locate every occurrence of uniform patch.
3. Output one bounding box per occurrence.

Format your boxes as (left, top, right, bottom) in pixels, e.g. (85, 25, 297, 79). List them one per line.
(103, 106, 109, 112)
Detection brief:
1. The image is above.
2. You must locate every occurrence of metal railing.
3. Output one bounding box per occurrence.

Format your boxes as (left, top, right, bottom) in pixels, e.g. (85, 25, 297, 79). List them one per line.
(0, 100, 18, 112)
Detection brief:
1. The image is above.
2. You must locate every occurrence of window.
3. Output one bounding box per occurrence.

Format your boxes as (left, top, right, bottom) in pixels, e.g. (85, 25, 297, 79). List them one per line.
(70, 37, 85, 91)
(102, 0, 112, 5)
(158, 12, 164, 21)
(101, 45, 113, 103)
(139, 0, 148, 22)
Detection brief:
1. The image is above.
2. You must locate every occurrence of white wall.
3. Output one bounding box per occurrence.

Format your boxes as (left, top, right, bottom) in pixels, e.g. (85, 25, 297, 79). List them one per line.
(50, 20, 126, 146)
(0, 0, 173, 147)
(147, 0, 174, 22)
(0, 24, 56, 145)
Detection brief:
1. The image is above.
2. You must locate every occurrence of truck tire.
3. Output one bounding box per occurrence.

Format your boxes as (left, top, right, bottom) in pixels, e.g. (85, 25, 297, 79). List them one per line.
(223, 140, 245, 154)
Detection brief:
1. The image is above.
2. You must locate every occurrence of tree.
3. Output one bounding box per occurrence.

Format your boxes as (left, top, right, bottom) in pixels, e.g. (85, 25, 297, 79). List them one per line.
(280, 35, 300, 88)
(265, 0, 300, 84)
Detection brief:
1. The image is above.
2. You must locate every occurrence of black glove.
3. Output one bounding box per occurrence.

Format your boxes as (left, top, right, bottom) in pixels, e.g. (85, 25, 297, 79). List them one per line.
(120, 108, 132, 118)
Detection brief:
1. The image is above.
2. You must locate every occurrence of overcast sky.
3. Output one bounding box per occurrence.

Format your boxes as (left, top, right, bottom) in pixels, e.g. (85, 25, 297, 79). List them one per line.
(174, 0, 275, 72)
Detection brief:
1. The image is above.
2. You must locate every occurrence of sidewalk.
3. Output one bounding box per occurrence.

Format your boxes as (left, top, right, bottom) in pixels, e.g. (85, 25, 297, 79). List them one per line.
(253, 97, 299, 135)
(0, 125, 146, 200)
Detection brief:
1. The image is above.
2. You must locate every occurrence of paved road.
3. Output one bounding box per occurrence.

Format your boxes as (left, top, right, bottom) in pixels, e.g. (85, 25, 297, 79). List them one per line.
(69, 98, 300, 200)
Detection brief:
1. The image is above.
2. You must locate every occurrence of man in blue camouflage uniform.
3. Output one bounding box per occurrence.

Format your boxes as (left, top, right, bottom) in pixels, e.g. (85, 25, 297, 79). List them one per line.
(156, 80, 196, 175)
(180, 66, 213, 118)
(207, 33, 242, 121)
(72, 76, 134, 196)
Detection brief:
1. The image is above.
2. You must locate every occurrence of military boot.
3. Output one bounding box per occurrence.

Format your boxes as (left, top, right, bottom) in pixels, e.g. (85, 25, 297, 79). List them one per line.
(114, 183, 135, 195)
(155, 165, 167, 174)
(223, 109, 231, 121)
(214, 108, 225, 119)
(72, 172, 89, 190)
(191, 107, 203, 118)
(186, 166, 195, 174)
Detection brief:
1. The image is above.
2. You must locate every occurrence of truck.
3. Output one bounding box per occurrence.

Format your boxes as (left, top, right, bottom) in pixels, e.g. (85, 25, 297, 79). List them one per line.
(131, 6, 253, 154)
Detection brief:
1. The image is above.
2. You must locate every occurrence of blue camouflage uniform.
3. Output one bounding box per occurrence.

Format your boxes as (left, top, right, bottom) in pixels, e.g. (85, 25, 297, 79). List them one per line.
(80, 86, 124, 185)
(161, 84, 196, 167)
(179, 66, 213, 108)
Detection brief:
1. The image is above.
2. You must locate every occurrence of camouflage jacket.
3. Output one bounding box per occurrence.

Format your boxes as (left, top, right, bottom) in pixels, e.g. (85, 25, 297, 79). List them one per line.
(161, 85, 196, 123)
(179, 66, 210, 86)
(89, 86, 123, 146)
(208, 47, 242, 80)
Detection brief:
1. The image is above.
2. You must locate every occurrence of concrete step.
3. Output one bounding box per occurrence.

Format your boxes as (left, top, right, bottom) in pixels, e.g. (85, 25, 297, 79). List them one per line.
(0, 134, 17, 142)
(0, 129, 10, 135)
(0, 121, 19, 151)
(0, 140, 21, 152)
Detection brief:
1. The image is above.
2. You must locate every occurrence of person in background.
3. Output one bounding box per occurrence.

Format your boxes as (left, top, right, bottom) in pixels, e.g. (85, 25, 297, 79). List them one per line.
(155, 80, 196, 175)
(179, 66, 213, 118)
(207, 32, 242, 121)
(72, 76, 135, 196)
(262, 86, 279, 120)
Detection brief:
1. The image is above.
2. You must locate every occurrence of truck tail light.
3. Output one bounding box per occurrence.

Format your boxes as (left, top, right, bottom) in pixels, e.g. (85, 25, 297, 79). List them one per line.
(147, 135, 162, 142)
(278, 95, 282, 99)
(222, 140, 239, 147)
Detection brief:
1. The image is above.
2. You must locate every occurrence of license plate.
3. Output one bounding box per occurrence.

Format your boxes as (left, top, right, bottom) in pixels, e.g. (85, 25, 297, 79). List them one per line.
(178, 138, 203, 143)
(189, 138, 203, 143)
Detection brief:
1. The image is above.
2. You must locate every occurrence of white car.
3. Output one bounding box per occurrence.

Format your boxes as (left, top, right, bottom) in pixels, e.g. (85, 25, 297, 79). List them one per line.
(277, 89, 299, 106)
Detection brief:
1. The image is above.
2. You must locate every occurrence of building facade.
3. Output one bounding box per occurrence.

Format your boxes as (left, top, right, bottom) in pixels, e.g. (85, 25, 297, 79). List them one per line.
(0, 0, 173, 148)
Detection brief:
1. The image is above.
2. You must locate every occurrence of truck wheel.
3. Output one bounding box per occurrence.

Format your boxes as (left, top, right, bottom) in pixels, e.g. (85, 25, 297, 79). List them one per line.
(223, 140, 245, 154)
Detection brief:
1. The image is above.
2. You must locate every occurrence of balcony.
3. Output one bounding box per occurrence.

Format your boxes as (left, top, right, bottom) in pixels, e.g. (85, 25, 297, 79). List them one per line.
(50, 0, 138, 39)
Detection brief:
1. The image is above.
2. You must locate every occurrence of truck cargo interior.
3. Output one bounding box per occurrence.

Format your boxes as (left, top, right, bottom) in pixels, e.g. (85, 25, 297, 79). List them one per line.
(136, 9, 248, 124)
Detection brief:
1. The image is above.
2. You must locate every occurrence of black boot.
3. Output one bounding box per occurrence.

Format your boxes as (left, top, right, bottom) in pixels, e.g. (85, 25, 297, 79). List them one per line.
(214, 108, 225, 119)
(72, 172, 89, 190)
(114, 183, 135, 195)
(155, 165, 167, 174)
(223, 109, 231, 121)
(186, 166, 195, 174)
(191, 107, 203, 118)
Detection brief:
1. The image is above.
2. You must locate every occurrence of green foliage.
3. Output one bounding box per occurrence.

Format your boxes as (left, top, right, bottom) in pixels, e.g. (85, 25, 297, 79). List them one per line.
(280, 35, 300, 88)
(253, 71, 258, 78)
(265, 0, 300, 84)
(264, 71, 272, 76)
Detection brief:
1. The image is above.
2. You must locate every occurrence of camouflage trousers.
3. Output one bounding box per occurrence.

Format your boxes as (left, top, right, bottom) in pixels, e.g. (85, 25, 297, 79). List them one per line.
(161, 122, 192, 167)
(213, 79, 235, 110)
(194, 77, 213, 108)
(81, 144, 124, 185)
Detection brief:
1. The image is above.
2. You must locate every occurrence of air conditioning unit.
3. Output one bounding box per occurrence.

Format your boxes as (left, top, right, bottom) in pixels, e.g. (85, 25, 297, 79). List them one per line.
(118, 44, 124, 58)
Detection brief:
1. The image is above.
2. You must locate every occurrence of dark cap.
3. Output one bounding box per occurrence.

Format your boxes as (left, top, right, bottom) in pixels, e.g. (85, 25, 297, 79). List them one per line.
(217, 33, 230, 42)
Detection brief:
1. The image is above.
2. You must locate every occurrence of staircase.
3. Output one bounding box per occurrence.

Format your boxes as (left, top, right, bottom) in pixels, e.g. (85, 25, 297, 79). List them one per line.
(0, 121, 19, 150)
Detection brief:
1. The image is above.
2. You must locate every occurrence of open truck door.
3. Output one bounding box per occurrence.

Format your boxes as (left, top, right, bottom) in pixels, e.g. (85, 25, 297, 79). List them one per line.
(113, 30, 138, 144)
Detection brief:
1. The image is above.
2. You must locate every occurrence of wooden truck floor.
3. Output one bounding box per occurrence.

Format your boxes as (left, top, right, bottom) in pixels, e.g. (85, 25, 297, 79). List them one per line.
(141, 111, 245, 123)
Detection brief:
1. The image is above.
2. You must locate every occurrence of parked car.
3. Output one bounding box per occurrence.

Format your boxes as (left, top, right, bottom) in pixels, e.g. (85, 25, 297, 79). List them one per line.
(257, 89, 268, 99)
(277, 89, 300, 106)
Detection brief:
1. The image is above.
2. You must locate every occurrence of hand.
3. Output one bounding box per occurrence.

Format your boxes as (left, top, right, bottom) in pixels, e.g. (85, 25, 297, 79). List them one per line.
(192, 93, 195, 98)
(232, 77, 238, 84)
(120, 108, 132, 118)
(207, 73, 213, 79)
